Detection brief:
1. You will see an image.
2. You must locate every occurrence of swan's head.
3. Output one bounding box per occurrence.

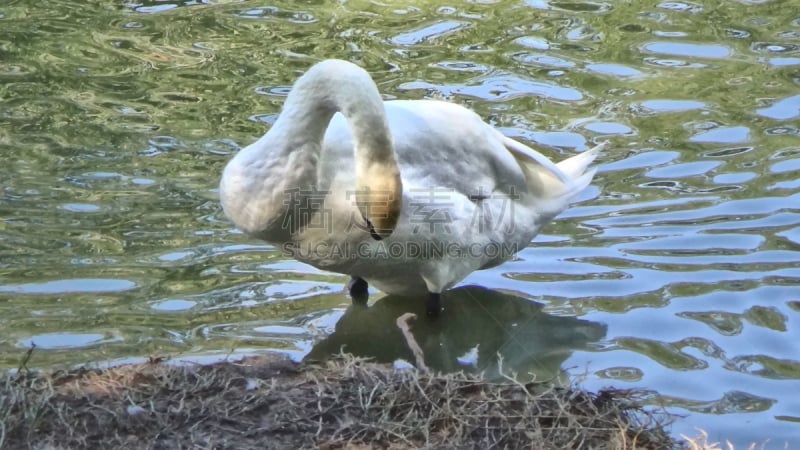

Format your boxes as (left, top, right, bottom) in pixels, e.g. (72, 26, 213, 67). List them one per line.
(356, 162, 403, 240)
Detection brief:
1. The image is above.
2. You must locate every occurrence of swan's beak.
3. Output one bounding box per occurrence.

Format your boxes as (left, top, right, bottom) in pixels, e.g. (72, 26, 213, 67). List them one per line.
(356, 167, 402, 240)
(356, 190, 401, 240)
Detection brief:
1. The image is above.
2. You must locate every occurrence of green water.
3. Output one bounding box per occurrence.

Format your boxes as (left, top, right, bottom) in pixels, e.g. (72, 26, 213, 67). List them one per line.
(1, 0, 799, 447)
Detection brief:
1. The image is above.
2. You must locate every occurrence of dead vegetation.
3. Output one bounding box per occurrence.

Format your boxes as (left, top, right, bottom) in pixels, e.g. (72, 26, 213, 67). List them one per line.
(0, 349, 689, 450)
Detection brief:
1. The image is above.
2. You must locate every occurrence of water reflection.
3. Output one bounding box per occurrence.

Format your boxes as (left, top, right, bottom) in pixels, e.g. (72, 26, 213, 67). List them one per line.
(306, 286, 607, 381)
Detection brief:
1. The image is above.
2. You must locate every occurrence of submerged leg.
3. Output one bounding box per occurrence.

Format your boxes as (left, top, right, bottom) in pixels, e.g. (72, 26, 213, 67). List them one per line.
(426, 292, 442, 317)
(348, 276, 369, 305)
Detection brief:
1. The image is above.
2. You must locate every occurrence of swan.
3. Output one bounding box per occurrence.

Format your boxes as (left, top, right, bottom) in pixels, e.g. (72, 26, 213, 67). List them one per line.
(220, 59, 605, 316)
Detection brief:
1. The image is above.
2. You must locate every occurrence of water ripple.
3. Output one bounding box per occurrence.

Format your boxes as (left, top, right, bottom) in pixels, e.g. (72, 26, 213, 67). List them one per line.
(390, 21, 471, 46)
(0, 279, 137, 295)
(399, 73, 585, 102)
(756, 94, 800, 120)
(641, 41, 733, 59)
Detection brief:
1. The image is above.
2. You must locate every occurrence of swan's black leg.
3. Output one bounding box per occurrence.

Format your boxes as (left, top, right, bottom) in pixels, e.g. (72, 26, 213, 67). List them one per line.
(348, 276, 369, 305)
(426, 292, 442, 317)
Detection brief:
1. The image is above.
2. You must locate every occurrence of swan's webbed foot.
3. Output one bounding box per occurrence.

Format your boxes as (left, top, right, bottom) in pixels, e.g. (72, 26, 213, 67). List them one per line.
(348, 276, 369, 305)
(426, 292, 441, 317)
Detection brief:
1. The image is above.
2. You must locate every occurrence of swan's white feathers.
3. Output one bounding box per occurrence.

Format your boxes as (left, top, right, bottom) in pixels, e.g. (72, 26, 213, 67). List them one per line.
(220, 59, 604, 297)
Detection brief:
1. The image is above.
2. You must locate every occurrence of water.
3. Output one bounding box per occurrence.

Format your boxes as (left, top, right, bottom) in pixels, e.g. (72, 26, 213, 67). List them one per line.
(1, 0, 799, 447)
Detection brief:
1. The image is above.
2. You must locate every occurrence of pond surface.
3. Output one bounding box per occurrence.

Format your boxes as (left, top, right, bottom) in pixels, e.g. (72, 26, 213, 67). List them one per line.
(2, 0, 799, 447)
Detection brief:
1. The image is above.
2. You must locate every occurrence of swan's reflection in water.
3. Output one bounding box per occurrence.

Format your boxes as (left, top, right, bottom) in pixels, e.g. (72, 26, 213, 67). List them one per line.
(306, 286, 607, 381)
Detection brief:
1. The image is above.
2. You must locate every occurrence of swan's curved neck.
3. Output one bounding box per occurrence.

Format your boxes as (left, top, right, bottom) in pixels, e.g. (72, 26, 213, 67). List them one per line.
(220, 60, 403, 240)
(271, 60, 395, 165)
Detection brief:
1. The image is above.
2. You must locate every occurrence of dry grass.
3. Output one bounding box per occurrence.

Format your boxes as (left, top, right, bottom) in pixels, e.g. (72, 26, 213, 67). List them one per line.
(0, 351, 687, 450)
(0, 314, 743, 449)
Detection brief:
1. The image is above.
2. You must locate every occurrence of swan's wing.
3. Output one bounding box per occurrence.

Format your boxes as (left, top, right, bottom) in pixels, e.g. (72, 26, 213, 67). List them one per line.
(321, 99, 602, 202)
(381, 100, 529, 196)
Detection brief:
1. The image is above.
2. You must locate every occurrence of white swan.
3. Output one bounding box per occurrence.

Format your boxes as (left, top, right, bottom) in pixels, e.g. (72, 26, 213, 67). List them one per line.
(220, 59, 605, 316)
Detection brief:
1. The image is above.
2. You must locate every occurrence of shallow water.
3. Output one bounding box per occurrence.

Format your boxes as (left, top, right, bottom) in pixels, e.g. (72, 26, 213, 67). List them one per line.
(1, 0, 799, 447)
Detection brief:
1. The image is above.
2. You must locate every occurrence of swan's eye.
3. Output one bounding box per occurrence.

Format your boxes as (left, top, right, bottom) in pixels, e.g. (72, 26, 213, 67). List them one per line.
(363, 216, 383, 241)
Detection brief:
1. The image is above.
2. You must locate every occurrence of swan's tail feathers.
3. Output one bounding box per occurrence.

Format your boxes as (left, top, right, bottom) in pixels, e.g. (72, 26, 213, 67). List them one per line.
(557, 141, 607, 180)
(505, 138, 606, 201)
